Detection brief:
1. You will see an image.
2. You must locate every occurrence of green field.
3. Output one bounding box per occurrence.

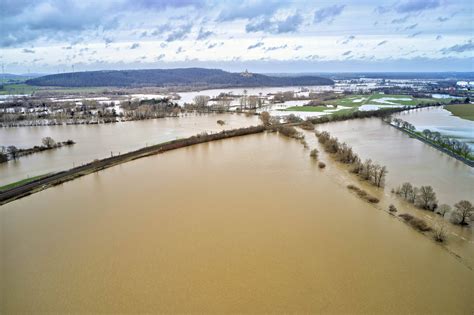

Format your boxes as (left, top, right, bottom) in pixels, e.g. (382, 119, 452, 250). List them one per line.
(282, 106, 329, 112)
(330, 93, 452, 107)
(0, 83, 37, 95)
(445, 104, 474, 121)
(0, 83, 111, 96)
(0, 173, 50, 192)
(281, 93, 456, 113)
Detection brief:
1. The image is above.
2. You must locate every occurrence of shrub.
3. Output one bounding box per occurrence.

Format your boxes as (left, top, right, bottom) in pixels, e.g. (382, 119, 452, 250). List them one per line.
(278, 126, 303, 139)
(318, 161, 326, 169)
(310, 149, 319, 159)
(388, 204, 397, 212)
(217, 120, 225, 125)
(347, 185, 380, 204)
(398, 213, 432, 232)
(284, 114, 303, 123)
(433, 222, 447, 242)
(300, 120, 314, 130)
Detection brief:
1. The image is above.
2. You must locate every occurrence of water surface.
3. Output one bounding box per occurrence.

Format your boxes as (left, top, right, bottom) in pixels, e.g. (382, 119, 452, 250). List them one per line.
(1, 133, 473, 313)
(315, 117, 474, 205)
(0, 114, 258, 185)
(394, 107, 474, 149)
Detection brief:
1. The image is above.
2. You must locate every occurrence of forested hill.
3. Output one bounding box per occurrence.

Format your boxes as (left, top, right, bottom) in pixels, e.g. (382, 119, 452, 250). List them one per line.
(26, 68, 334, 87)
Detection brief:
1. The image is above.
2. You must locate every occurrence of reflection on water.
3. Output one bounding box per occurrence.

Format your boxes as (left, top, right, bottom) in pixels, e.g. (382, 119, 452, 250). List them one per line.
(1, 133, 473, 313)
(315, 117, 474, 205)
(0, 114, 258, 185)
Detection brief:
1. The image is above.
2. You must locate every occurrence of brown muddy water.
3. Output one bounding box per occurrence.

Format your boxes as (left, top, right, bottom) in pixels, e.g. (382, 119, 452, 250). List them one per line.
(1, 132, 473, 314)
(314, 117, 474, 205)
(0, 113, 259, 186)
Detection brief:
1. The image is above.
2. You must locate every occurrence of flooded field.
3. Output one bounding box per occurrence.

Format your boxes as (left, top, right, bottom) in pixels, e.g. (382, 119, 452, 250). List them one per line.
(394, 107, 474, 149)
(315, 117, 474, 205)
(1, 133, 473, 313)
(0, 114, 258, 186)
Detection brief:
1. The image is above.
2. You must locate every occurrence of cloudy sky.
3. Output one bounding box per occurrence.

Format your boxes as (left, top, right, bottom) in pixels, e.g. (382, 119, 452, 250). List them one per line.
(1, 0, 473, 74)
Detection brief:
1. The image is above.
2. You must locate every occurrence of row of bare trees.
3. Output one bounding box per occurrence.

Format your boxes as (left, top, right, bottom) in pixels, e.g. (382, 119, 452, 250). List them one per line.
(1, 137, 75, 163)
(394, 182, 473, 225)
(316, 131, 388, 187)
(389, 118, 472, 159)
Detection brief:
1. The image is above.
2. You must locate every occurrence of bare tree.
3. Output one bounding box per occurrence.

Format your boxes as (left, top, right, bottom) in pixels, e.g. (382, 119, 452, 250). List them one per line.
(259, 111, 271, 126)
(7, 145, 18, 160)
(248, 95, 258, 109)
(0, 151, 8, 163)
(415, 186, 438, 210)
(398, 182, 413, 200)
(193, 95, 210, 107)
(42, 136, 56, 148)
(435, 204, 451, 217)
(453, 200, 473, 225)
(362, 159, 373, 181)
(373, 165, 388, 187)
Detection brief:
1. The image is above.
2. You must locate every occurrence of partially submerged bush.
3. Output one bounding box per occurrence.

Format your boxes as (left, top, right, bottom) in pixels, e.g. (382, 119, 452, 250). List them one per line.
(284, 114, 303, 123)
(277, 125, 303, 139)
(433, 221, 447, 242)
(216, 120, 225, 125)
(388, 204, 397, 213)
(259, 111, 271, 126)
(318, 161, 326, 169)
(310, 149, 319, 160)
(300, 120, 315, 130)
(347, 185, 380, 204)
(399, 213, 432, 232)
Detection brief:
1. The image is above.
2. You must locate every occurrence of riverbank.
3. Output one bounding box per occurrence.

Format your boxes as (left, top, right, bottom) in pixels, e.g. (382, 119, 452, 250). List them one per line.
(0, 125, 264, 205)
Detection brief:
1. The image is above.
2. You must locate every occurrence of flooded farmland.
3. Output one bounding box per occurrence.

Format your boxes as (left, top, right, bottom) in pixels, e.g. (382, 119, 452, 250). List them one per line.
(1, 133, 473, 313)
(0, 113, 259, 186)
(394, 106, 474, 149)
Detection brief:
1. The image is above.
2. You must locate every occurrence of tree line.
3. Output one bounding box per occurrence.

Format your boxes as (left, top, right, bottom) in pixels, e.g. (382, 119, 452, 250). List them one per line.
(393, 182, 473, 225)
(388, 117, 472, 159)
(0, 137, 75, 163)
(315, 130, 388, 188)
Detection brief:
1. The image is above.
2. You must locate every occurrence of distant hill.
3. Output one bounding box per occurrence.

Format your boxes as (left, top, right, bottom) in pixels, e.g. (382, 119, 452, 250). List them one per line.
(26, 68, 334, 88)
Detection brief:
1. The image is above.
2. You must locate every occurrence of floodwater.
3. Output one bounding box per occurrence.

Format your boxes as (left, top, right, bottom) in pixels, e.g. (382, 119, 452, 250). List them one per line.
(315, 117, 474, 205)
(1, 133, 473, 313)
(0, 113, 259, 186)
(394, 106, 474, 149)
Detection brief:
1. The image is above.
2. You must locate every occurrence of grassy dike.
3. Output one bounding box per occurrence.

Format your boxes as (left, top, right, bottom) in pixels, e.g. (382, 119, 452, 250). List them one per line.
(0, 174, 50, 192)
